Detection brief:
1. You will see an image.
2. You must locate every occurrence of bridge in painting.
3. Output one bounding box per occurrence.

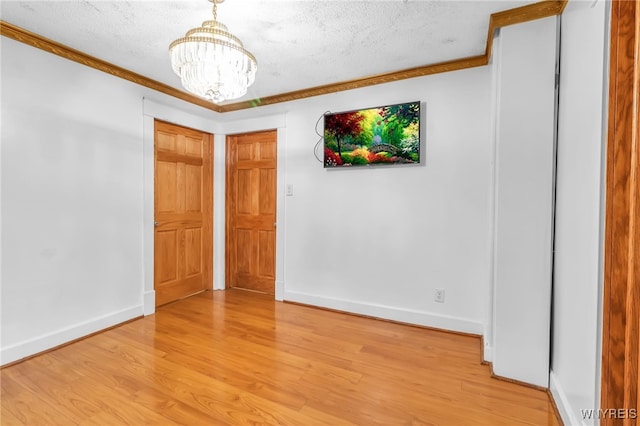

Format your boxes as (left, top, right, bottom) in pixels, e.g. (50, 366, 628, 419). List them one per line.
(369, 143, 399, 155)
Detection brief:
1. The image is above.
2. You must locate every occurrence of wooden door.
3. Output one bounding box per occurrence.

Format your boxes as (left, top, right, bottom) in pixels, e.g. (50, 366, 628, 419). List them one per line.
(154, 120, 213, 306)
(601, 0, 640, 423)
(226, 130, 277, 294)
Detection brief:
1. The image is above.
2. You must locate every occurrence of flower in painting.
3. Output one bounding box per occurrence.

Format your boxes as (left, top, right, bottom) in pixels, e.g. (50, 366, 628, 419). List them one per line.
(324, 147, 343, 167)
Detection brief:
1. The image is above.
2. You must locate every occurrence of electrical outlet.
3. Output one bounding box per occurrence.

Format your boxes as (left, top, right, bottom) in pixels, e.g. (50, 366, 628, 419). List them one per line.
(435, 288, 445, 303)
(286, 184, 294, 196)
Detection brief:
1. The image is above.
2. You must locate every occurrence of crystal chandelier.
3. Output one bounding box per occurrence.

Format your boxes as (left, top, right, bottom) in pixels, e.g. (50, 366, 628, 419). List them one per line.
(169, 0, 257, 103)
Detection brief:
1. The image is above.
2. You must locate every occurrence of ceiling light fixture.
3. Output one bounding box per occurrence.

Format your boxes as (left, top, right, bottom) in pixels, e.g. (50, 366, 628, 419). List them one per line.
(169, 0, 257, 103)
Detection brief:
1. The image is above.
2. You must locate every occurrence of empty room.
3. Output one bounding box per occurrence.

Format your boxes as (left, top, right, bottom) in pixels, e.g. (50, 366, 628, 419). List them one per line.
(1, 0, 638, 424)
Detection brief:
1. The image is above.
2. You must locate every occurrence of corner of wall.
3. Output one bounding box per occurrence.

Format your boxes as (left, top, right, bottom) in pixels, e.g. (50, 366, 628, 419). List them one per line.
(275, 281, 285, 301)
(213, 133, 227, 291)
(485, 22, 502, 366)
(483, 325, 494, 362)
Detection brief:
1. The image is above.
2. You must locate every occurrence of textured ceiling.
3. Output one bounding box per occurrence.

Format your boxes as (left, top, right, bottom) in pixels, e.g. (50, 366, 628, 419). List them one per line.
(1, 0, 536, 105)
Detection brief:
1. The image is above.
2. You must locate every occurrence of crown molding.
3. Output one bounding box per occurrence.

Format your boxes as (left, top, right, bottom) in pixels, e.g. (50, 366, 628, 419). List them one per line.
(0, 21, 222, 113)
(218, 55, 488, 113)
(221, 0, 567, 112)
(1, 0, 566, 113)
(485, 0, 567, 61)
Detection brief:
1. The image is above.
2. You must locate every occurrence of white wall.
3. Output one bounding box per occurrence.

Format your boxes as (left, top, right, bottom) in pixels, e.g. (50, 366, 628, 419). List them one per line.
(221, 66, 494, 335)
(0, 37, 218, 365)
(491, 16, 558, 388)
(550, 1, 609, 424)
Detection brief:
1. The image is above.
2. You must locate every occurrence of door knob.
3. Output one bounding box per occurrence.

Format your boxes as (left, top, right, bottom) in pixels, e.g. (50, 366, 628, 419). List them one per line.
(154, 221, 159, 227)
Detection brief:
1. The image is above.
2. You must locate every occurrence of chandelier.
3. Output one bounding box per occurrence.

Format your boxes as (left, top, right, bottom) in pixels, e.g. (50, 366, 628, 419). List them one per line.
(169, 0, 257, 103)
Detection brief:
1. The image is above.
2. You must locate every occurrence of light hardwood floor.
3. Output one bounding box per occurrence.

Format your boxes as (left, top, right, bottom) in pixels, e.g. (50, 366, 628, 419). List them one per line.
(1, 290, 561, 425)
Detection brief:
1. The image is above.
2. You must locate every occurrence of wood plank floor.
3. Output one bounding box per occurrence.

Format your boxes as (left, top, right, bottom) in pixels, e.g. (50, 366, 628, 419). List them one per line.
(1, 289, 561, 425)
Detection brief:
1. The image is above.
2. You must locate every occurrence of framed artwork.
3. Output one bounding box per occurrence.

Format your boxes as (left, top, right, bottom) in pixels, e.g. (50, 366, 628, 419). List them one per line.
(324, 101, 421, 168)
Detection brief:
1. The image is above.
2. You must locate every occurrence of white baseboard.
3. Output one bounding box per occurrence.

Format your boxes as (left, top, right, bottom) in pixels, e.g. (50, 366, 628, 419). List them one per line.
(283, 290, 484, 335)
(550, 370, 583, 426)
(0, 305, 143, 366)
(143, 290, 155, 315)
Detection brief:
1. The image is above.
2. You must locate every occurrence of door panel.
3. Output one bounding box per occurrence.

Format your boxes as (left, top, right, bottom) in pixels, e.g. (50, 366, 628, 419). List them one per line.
(154, 120, 213, 306)
(236, 230, 252, 274)
(258, 231, 275, 277)
(259, 169, 276, 213)
(185, 165, 202, 212)
(226, 130, 277, 294)
(184, 228, 202, 276)
(156, 230, 178, 283)
(157, 162, 178, 212)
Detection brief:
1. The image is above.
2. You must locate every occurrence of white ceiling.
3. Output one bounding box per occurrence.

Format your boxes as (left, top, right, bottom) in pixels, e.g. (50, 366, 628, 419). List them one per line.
(1, 0, 535, 105)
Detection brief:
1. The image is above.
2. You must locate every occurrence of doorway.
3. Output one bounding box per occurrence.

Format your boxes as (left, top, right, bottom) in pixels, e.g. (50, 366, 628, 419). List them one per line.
(154, 120, 213, 306)
(225, 130, 277, 295)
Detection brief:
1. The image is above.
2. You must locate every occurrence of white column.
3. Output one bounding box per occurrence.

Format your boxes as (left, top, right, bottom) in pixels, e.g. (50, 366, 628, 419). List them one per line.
(492, 16, 559, 387)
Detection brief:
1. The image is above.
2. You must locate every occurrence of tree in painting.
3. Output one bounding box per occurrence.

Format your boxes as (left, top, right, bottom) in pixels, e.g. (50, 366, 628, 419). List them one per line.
(324, 101, 420, 167)
(324, 111, 365, 158)
(379, 102, 420, 156)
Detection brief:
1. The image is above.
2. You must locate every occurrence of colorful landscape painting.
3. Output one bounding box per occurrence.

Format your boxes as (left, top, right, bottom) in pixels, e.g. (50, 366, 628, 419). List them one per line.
(324, 101, 420, 168)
